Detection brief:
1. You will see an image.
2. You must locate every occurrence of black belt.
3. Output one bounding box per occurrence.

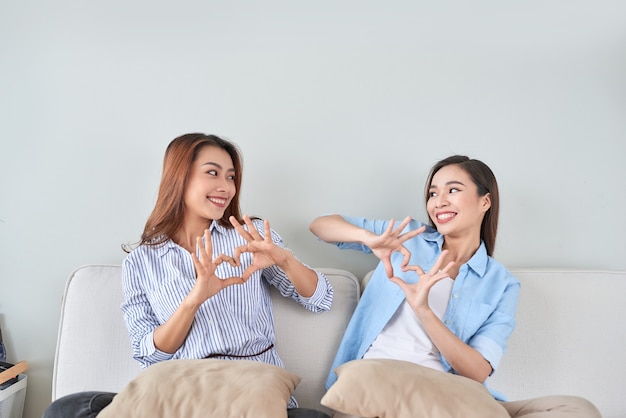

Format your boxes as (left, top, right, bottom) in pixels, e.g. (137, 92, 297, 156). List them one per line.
(205, 343, 274, 359)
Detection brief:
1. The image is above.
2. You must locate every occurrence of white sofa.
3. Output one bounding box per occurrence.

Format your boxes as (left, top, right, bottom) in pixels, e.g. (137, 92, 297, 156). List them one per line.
(50, 265, 625, 417)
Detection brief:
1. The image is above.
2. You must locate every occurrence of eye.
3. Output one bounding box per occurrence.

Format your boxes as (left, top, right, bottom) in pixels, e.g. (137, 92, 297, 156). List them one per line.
(227, 174, 236, 181)
(429, 191, 438, 198)
(449, 187, 460, 193)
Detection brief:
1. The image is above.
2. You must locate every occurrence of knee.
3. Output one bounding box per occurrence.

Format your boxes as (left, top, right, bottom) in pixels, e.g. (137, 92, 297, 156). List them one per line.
(501, 395, 602, 418)
(562, 395, 602, 418)
(41, 391, 116, 418)
(542, 395, 602, 418)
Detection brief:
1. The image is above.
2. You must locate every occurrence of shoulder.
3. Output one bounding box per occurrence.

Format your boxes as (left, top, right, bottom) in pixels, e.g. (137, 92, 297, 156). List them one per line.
(485, 257, 520, 287)
(123, 240, 172, 266)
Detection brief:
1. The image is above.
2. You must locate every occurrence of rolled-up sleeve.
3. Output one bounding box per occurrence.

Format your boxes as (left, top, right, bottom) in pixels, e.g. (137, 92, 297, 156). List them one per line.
(121, 257, 174, 367)
(296, 270, 333, 313)
(472, 280, 520, 372)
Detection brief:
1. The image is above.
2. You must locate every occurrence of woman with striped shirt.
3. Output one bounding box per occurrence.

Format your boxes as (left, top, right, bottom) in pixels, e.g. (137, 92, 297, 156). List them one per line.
(43, 133, 334, 418)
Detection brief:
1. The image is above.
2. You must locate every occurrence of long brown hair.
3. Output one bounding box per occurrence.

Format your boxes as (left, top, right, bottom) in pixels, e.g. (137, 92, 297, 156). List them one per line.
(423, 155, 500, 256)
(127, 133, 244, 251)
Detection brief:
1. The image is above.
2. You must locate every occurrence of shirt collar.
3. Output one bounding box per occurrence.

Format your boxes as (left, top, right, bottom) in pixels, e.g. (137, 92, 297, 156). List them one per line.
(466, 242, 489, 277)
(153, 220, 227, 258)
(420, 225, 489, 277)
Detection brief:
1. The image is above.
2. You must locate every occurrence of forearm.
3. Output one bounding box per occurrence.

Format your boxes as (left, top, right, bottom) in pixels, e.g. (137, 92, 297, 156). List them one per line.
(152, 297, 200, 354)
(417, 308, 492, 383)
(309, 214, 371, 244)
(275, 249, 319, 297)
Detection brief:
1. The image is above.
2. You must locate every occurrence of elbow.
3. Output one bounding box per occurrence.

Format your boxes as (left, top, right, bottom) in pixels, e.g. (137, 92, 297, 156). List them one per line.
(309, 214, 339, 241)
(475, 363, 493, 384)
(450, 358, 492, 384)
(309, 216, 325, 239)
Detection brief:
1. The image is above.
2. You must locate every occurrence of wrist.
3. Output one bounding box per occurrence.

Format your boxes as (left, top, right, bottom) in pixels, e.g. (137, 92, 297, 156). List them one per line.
(413, 305, 434, 320)
(182, 292, 204, 311)
(275, 248, 295, 269)
(361, 229, 377, 247)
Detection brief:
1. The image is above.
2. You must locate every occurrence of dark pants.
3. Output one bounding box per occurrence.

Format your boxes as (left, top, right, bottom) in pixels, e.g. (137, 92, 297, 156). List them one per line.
(42, 391, 332, 418)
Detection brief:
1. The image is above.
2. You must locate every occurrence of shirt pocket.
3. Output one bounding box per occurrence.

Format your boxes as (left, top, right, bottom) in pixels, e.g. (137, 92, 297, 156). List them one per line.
(464, 302, 496, 336)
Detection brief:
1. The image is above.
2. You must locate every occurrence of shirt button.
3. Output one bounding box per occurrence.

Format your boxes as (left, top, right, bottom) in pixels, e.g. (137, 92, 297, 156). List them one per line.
(452, 294, 458, 298)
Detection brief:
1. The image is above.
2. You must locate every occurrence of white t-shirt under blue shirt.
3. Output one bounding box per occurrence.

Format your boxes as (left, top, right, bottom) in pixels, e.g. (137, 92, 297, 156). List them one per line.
(363, 277, 454, 371)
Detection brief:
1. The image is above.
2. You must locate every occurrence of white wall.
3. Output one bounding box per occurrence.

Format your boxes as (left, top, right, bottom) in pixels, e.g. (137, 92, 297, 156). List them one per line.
(1, 2, 625, 417)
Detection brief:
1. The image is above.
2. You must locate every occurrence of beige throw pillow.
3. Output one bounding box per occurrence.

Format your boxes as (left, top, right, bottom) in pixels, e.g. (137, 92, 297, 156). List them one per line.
(321, 359, 509, 418)
(98, 358, 301, 418)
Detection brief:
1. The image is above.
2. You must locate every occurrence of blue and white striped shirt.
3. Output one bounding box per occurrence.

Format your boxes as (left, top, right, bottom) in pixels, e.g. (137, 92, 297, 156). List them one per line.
(121, 218, 333, 373)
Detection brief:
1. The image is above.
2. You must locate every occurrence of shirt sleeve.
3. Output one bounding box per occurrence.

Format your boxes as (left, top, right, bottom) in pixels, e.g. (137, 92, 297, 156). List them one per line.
(468, 278, 520, 373)
(332, 216, 390, 253)
(332, 216, 428, 255)
(259, 221, 333, 313)
(121, 255, 174, 368)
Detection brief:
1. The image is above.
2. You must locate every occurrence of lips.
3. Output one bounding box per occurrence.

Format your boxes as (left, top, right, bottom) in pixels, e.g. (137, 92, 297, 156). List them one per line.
(436, 212, 456, 223)
(208, 196, 228, 207)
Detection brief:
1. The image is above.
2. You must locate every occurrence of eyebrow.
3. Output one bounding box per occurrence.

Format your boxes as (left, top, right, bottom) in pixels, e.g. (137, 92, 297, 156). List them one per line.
(430, 180, 466, 189)
(201, 162, 236, 172)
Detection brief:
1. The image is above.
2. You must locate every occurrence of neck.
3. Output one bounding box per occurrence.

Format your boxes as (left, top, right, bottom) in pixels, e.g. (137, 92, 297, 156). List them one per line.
(174, 217, 213, 253)
(442, 232, 482, 266)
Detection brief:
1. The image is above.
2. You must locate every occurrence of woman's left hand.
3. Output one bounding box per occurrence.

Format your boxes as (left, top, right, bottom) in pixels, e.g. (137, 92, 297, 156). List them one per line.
(229, 215, 290, 280)
(389, 250, 455, 314)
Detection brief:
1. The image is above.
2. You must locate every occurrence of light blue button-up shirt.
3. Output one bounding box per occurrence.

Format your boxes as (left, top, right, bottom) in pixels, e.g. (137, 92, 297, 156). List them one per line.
(325, 216, 520, 400)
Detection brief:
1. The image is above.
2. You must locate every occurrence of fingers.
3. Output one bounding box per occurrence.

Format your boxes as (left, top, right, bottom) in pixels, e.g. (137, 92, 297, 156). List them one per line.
(393, 216, 412, 235)
(232, 245, 246, 264)
(204, 228, 213, 259)
(243, 215, 264, 240)
(194, 230, 213, 262)
(230, 215, 271, 243)
(241, 264, 262, 281)
(389, 217, 423, 242)
(399, 225, 425, 242)
(195, 235, 207, 263)
(213, 253, 239, 267)
(429, 250, 450, 275)
(262, 219, 272, 242)
(219, 276, 248, 288)
(230, 215, 254, 241)
(399, 246, 412, 269)
(388, 275, 408, 291)
(383, 218, 396, 237)
(439, 261, 455, 276)
(401, 263, 425, 276)
(382, 256, 394, 278)
(190, 246, 203, 274)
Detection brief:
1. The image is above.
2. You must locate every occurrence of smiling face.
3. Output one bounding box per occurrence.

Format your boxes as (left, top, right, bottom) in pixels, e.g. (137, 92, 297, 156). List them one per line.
(426, 164, 491, 239)
(182, 145, 237, 226)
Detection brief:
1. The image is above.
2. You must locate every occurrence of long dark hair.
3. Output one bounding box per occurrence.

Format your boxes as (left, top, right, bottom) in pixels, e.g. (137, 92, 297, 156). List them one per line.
(424, 155, 500, 256)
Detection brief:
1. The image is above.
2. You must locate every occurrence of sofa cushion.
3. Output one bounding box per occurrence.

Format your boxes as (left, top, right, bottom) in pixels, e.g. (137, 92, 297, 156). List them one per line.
(321, 358, 509, 418)
(97, 358, 301, 418)
(52, 265, 360, 416)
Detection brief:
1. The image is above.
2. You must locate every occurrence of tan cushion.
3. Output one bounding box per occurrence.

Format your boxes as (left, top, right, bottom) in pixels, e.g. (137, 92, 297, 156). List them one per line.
(98, 359, 301, 418)
(321, 359, 509, 418)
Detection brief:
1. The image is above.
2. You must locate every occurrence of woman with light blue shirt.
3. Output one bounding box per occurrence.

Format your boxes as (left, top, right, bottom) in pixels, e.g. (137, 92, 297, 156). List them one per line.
(310, 155, 600, 418)
(42, 133, 333, 418)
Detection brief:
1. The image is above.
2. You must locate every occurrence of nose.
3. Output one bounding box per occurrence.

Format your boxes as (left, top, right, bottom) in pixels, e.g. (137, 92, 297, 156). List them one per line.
(434, 193, 448, 208)
(216, 176, 231, 193)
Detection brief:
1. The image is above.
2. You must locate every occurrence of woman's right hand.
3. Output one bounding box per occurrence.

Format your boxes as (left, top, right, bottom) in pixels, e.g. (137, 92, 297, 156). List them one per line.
(187, 228, 245, 306)
(390, 249, 455, 313)
(365, 216, 425, 278)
